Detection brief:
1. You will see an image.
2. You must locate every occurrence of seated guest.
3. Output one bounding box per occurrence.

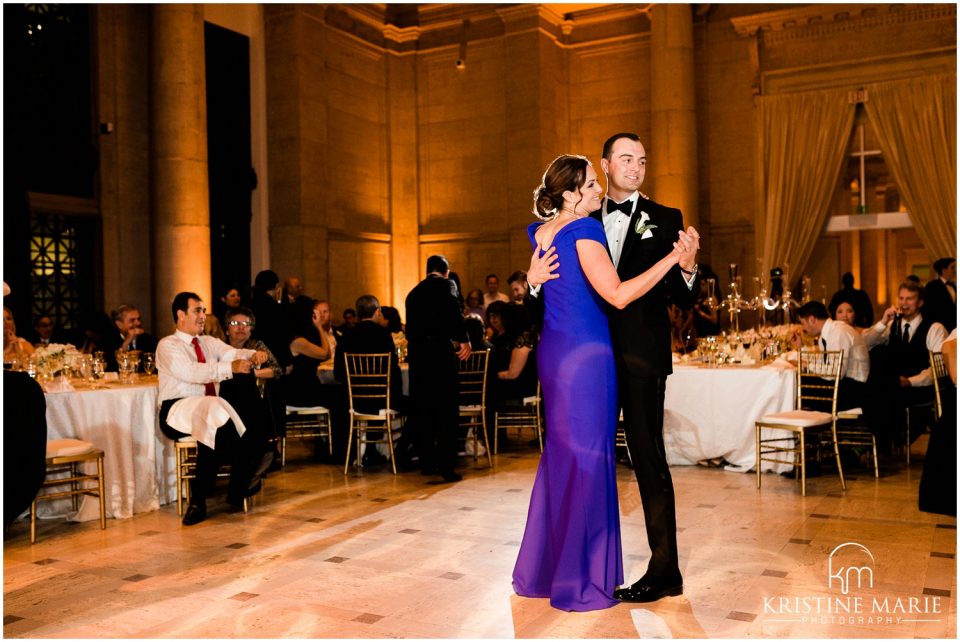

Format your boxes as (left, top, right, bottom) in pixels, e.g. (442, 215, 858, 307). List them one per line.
(924, 257, 956, 331)
(828, 272, 874, 328)
(3, 370, 47, 530)
(483, 273, 511, 310)
(31, 314, 67, 347)
(464, 289, 485, 318)
(863, 281, 948, 450)
(283, 275, 304, 303)
(919, 330, 956, 516)
(485, 300, 508, 343)
(793, 301, 870, 411)
(313, 299, 339, 359)
(284, 297, 348, 460)
(157, 292, 274, 526)
(213, 284, 243, 329)
(333, 295, 408, 439)
(487, 303, 538, 431)
(833, 300, 858, 327)
(337, 308, 358, 335)
(3, 306, 35, 363)
(381, 306, 403, 334)
(507, 270, 529, 303)
(103, 304, 159, 372)
(75, 310, 114, 355)
(464, 313, 491, 351)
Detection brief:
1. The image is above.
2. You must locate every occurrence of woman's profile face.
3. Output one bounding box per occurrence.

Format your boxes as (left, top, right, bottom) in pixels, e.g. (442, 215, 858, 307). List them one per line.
(834, 302, 856, 325)
(489, 313, 504, 334)
(570, 164, 604, 216)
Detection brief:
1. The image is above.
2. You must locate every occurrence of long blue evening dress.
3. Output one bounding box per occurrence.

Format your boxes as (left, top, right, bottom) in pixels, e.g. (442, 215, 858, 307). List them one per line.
(512, 218, 623, 611)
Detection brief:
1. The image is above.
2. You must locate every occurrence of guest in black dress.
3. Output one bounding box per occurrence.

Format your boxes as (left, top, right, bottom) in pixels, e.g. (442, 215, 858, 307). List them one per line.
(282, 297, 348, 460)
(487, 302, 538, 433)
(3, 370, 47, 530)
(919, 334, 956, 516)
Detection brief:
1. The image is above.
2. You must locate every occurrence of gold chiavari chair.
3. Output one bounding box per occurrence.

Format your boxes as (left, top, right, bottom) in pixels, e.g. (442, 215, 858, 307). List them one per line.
(175, 437, 250, 516)
(756, 350, 846, 496)
(930, 350, 950, 421)
(458, 349, 492, 466)
(282, 405, 332, 466)
(494, 381, 543, 454)
(31, 439, 105, 543)
(343, 353, 403, 474)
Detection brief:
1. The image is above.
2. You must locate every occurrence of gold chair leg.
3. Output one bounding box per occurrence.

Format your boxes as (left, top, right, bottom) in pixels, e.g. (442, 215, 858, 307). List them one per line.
(97, 454, 106, 530)
(536, 410, 543, 452)
(387, 423, 397, 475)
(831, 425, 846, 491)
(905, 407, 911, 466)
(281, 436, 287, 468)
(755, 424, 762, 490)
(325, 416, 333, 456)
(482, 416, 492, 467)
(871, 436, 879, 479)
(343, 420, 354, 475)
(30, 500, 37, 544)
(800, 431, 807, 497)
(494, 413, 499, 455)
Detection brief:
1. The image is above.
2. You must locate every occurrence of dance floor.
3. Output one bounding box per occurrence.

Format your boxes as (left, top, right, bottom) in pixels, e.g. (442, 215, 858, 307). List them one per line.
(4, 437, 956, 639)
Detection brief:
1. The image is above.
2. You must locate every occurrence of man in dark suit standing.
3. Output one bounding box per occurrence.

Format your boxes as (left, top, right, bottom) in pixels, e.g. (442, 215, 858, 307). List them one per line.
(405, 255, 471, 483)
(924, 257, 956, 331)
(596, 133, 700, 603)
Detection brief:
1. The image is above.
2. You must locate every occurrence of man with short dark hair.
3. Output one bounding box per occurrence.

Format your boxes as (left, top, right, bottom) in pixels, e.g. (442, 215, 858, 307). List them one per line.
(924, 257, 956, 331)
(483, 274, 510, 310)
(406, 256, 471, 482)
(156, 292, 274, 525)
(507, 271, 529, 303)
(794, 300, 870, 410)
(103, 304, 159, 372)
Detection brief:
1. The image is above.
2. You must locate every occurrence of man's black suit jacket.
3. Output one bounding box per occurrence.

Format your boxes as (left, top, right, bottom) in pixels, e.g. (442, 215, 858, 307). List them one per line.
(102, 331, 159, 372)
(590, 195, 697, 379)
(924, 278, 957, 331)
(333, 320, 404, 408)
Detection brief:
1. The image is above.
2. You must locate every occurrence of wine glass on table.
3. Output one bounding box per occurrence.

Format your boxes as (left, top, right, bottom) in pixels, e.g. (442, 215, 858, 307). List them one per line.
(143, 352, 155, 376)
(92, 357, 105, 389)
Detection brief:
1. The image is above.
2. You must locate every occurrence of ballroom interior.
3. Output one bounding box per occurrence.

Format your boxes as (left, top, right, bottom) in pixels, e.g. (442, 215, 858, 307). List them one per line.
(3, 3, 957, 639)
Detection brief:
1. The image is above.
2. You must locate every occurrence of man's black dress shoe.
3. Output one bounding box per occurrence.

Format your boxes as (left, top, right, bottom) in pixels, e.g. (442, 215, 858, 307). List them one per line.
(182, 503, 207, 526)
(439, 470, 463, 483)
(613, 577, 683, 603)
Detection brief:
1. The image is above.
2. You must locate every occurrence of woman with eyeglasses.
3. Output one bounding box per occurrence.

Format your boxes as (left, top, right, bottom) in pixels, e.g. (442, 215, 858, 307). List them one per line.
(224, 307, 282, 380)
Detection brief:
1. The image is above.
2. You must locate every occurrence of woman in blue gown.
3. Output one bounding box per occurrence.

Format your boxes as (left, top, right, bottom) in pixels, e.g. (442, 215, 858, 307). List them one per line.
(513, 155, 682, 611)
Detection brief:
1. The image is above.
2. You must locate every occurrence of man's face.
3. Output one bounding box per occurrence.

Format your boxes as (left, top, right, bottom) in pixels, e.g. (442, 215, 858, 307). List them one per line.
(799, 315, 821, 337)
(177, 299, 206, 335)
(344, 311, 357, 327)
(897, 288, 922, 319)
(286, 278, 303, 298)
(510, 281, 527, 302)
(315, 302, 331, 328)
(226, 314, 253, 345)
(600, 137, 646, 196)
(116, 309, 142, 336)
(35, 316, 54, 339)
(486, 277, 499, 294)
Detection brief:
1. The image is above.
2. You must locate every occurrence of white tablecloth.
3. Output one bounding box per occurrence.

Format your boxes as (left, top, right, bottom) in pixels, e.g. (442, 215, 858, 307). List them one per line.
(664, 363, 796, 473)
(43, 379, 177, 521)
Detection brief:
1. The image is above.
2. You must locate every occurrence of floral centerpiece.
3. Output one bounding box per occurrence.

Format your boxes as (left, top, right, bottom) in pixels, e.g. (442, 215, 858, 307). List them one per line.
(33, 343, 81, 378)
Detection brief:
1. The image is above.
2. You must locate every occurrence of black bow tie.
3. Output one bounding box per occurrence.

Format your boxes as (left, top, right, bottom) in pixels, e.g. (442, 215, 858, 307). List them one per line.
(607, 199, 633, 216)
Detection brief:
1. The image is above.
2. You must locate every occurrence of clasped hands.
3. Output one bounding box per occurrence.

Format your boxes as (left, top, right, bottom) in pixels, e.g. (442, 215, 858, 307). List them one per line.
(231, 350, 268, 374)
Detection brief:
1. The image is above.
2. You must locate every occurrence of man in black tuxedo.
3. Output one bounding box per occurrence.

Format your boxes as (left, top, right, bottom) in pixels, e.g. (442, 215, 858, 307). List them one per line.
(924, 257, 956, 331)
(405, 255, 471, 483)
(597, 133, 700, 603)
(102, 304, 159, 372)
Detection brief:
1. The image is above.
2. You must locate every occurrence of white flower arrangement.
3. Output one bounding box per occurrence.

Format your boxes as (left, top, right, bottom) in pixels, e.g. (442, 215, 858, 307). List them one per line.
(33, 343, 81, 376)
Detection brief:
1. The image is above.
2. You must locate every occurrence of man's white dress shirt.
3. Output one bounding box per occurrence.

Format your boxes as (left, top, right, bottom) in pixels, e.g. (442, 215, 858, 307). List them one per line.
(820, 318, 870, 383)
(156, 330, 256, 403)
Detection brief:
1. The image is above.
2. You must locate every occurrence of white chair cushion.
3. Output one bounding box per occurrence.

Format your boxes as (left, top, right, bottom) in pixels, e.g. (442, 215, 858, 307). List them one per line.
(459, 404, 482, 412)
(286, 405, 330, 415)
(177, 436, 199, 444)
(350, 408, 397, 419)
(522, 396, 540, 405)
(47, 438, 95, 458)
(758, 410, 834, 427)
(837, 407, 863, 417)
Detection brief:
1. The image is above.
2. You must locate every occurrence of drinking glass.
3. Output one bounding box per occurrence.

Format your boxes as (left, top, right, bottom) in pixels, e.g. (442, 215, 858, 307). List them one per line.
(143, 352, 155, 376)
(92, 357, 105, 388)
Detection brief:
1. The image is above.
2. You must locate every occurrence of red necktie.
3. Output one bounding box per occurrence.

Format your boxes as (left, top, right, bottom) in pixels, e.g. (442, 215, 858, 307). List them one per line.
(191, 337, 217, 397)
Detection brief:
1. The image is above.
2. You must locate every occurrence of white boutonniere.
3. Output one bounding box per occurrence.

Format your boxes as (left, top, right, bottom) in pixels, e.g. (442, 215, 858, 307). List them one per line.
(634, 211, 657, 238)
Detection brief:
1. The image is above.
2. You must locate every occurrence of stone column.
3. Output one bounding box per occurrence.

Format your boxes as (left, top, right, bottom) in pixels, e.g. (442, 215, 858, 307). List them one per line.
(151, 4, 211, 326)
(649, 4, 699, 231)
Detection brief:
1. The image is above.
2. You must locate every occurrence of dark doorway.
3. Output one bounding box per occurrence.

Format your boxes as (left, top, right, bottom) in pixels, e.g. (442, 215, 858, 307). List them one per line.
(204, 22, 255, 314)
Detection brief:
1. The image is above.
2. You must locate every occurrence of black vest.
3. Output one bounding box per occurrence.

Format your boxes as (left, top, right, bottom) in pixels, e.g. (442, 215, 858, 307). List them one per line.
(890, 316, 934, 378)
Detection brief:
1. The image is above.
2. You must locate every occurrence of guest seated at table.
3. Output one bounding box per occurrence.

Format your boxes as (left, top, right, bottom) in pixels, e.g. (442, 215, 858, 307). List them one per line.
(3, 369, 47, 531)
(224, 306, 284, 464)
(103, 304, 159, 372)
(336, 308, 358, 335)
(793, 301, 870, 412)
(75, 310, 114, 355)
(3, 306, 35, 363)
(31, 314, 69, 347)
(251, 269, 292, 372)
(487, 302, 538, 434)
(863, 281, 948, 453)
(157, 292, 275, 526)
(464, 289, 485, 318)
(484, 300, 508, 344)
(832, 299, 859, 328)
(464, 313, 491, 351)
(284, 297, 348, 460)
(828, 272, 874, 328)
(334, 295, 409, 466)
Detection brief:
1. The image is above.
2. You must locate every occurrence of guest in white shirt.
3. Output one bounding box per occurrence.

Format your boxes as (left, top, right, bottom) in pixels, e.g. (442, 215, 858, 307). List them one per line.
(483, 274, 511, 310)
(157, 291, 273, 526)
(794, 301, 870, 411)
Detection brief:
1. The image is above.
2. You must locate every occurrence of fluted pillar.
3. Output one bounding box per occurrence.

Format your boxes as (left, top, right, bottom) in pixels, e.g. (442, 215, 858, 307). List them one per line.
(151, 4, 211, 328)
(649, 4, 699, 230)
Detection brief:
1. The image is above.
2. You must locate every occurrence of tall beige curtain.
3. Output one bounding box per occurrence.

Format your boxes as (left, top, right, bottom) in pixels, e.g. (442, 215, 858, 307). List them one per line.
(864, 74, 957, 260)
(756, 90, 856, 282)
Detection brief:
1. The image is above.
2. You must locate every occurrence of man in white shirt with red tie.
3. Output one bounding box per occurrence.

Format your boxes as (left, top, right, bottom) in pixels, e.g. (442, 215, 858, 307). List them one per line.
(157, 291, 273, 525)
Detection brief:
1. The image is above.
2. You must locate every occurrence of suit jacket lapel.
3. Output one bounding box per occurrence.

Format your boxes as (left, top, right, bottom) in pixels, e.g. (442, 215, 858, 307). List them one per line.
(589, 209, 615, 262)
(619, 201, 646, 264)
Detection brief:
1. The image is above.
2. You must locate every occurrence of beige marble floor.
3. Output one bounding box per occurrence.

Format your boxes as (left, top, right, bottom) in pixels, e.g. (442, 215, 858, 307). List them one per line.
(4, 437, 956, 639)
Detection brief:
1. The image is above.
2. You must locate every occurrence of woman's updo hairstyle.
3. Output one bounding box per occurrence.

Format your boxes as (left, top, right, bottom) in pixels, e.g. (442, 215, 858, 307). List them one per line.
(532, 154, 590, 221)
